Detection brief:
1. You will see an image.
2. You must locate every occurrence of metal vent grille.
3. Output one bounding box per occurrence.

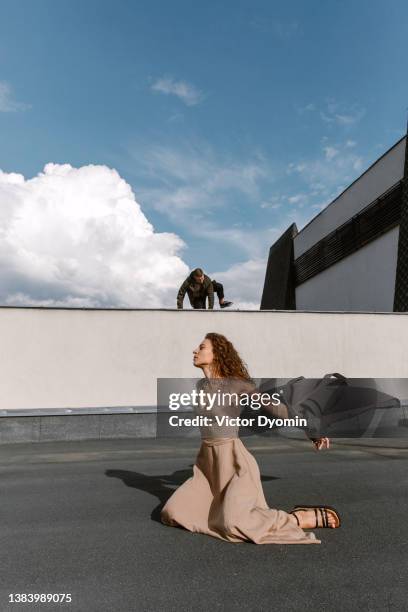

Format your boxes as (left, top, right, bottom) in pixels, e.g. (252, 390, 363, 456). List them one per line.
(294, 181, 403, 286)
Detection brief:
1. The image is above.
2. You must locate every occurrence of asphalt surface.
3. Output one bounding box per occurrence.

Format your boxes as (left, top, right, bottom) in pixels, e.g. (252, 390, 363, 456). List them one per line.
(1, 436, 407, 612)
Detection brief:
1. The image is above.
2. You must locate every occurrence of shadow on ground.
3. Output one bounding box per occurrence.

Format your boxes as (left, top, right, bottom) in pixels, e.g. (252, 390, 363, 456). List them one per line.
(105, 467, 279, 522)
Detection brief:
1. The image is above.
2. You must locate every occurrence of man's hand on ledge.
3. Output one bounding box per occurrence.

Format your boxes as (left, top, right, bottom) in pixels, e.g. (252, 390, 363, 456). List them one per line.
(311, 437, 330, 451)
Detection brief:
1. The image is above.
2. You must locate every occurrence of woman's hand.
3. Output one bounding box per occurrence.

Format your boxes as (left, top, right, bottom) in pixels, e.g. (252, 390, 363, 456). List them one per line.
(312, 437, 330, 451)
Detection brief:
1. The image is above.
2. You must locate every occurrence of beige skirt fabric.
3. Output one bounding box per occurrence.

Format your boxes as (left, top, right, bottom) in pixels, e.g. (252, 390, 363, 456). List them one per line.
(161, 437, 320, 544)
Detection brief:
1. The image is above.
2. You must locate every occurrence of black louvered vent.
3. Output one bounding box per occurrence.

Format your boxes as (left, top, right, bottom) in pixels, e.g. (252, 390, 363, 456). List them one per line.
(294, 181, 403, 286)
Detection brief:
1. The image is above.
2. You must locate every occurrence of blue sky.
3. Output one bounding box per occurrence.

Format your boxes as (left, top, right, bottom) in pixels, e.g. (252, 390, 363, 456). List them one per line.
(0, 0, 407, 308)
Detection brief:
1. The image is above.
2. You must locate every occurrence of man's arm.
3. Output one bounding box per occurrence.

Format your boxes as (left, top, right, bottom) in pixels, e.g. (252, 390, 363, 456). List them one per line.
(176, 279, 189, 309)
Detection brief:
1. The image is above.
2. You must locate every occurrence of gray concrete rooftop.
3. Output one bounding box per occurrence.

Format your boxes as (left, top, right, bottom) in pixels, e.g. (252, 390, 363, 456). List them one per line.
(1, 436, 407, 612)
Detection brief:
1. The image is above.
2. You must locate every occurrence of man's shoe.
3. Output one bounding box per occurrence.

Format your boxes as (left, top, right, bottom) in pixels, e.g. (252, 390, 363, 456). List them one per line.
(220, 301, 233, 308)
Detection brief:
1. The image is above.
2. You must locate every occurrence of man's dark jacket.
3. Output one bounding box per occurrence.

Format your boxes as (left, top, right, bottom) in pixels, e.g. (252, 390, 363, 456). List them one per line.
(177, 273, 214, 309)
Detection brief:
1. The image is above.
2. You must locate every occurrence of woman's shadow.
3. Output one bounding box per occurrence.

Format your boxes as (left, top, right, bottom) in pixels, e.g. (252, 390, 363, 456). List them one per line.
(105, 465, 279, 523)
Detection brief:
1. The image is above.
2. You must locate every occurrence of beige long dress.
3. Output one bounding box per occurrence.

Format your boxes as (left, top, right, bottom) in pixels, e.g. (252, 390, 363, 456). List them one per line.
(161, 379, 320, 544)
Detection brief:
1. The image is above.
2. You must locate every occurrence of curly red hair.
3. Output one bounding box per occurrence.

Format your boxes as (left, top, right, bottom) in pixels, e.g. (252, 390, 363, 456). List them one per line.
(205, 332, 251, 380)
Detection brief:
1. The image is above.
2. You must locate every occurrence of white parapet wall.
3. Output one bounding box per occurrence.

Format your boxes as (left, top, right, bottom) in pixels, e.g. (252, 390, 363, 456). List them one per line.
(1, 307, 408, 412)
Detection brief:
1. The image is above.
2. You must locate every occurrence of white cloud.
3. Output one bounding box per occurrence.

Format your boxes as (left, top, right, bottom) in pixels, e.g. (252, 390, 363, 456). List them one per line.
(323, 146, 339, 160)
(296, 103, 316, 114)
(210, 258, 267, 310)
(115, 140, 304, 278)
(297, 99, 364, 128)
(283, 140, 368, 227)
(260, 196, 282, 209)
(0, 81, 30, 112)
(168, 112, 184, 123)
(293, 142, 365, 190)
(194, 223, 284, 259)
(0, 163, 189, 307)
(287, 162, 306, 174)
(287, 193, 309, 206)
(352, 157, 364, 171)
(132, 143, 273, 248)
(151, 77, 203, 106)
(335, 113, 361, 126)
(320, 99, 365, 127)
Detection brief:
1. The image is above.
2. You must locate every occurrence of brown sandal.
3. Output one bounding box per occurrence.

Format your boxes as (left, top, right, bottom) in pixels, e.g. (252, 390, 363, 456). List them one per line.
(290, 505, 341, 529)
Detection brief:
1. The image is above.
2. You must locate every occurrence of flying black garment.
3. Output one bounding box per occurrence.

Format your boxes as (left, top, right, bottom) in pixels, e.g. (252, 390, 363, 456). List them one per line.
(258, 375, 404, 439)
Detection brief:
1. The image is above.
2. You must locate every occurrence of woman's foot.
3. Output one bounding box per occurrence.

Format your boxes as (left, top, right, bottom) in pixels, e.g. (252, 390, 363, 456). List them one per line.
(290, 506, 340, 529)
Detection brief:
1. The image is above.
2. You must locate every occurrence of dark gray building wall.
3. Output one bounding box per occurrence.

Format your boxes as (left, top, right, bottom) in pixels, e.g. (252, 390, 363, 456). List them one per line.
(260, 223, 297, 310)
(394, 135, 408, 310)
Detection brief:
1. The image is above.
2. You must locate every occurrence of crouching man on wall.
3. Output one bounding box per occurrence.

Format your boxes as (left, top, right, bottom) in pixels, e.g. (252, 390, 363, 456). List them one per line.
(176, 268, 233, 310)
